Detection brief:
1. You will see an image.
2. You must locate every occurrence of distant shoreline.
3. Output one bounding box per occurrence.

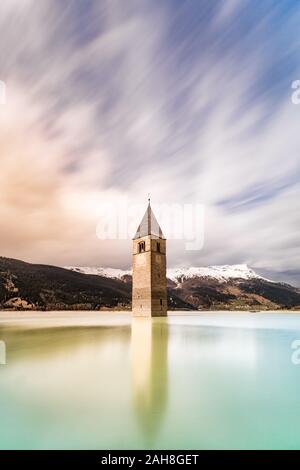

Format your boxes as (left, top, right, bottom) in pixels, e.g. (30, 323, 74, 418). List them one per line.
(1, 307, 300, 312)
(1, 311, 300, 334)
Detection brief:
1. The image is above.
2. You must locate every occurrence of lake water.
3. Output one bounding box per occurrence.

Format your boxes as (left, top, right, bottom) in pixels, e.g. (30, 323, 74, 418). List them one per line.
(0, 311, 300, 449)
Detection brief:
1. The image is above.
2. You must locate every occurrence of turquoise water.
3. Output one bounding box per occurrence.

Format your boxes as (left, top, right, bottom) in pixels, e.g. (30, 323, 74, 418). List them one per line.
(0, 312, 300, 449)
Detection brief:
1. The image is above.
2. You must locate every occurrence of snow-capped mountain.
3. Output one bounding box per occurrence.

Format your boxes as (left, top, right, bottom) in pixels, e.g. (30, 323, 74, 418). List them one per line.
(1, 257, 299, 311)
(62, 263, 300, 310)
(65, 266, 132, 280)
(167, 264, 268, 283)
(65, 264, 267, 283)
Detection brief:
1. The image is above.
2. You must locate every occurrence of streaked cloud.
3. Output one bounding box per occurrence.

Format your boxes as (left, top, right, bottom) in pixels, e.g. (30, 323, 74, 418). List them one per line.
(0, 0, 300, 283)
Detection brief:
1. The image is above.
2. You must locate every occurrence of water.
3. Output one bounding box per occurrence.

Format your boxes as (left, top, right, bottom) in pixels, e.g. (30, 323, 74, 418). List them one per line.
(0, 311, 300, 449)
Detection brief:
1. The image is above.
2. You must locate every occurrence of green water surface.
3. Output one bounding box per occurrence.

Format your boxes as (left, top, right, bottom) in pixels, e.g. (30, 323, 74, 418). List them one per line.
(0, 312, 300, 449)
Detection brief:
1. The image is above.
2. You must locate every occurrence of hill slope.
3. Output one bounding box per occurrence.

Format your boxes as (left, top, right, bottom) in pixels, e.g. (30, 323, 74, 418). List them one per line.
(1, 257, 300, 311)
(68, 264, 300, 310)
(0, 257, 131, 310)
(0, 257, 191, 310)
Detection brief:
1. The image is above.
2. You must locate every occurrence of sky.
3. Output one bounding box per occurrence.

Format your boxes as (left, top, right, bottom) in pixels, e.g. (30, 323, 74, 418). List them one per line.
(0, 0, 300, 285)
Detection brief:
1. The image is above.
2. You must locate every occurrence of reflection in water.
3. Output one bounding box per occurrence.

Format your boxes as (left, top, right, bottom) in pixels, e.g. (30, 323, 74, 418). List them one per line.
(131, 318, 168, 442)
(1, 312, 300, 449)
(0, 325, 130, 363)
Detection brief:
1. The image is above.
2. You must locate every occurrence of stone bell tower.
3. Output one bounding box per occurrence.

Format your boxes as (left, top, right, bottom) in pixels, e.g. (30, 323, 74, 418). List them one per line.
(132, 200, 167, 317)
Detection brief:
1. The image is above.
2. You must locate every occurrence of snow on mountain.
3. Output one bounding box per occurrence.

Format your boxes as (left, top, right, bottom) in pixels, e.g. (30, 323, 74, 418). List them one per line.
(65, 264, 268, 283)
(65, 266, 132, 279)
(167, 264, 266, 283)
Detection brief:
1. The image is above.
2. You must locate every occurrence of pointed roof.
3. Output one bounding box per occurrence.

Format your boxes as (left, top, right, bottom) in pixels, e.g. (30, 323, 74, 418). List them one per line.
(133, 201, 165, 240)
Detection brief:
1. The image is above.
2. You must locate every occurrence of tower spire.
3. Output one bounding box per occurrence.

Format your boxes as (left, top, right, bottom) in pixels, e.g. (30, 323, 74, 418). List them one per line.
(133, 200, 165, 240)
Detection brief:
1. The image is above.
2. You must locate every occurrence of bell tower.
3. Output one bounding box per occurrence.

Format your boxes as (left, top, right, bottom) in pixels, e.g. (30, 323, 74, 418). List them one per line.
(132, 200, 167, 317)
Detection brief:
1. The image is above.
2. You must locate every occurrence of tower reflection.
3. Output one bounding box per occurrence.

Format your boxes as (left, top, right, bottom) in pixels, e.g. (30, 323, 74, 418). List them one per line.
(131, 318, 169, 441)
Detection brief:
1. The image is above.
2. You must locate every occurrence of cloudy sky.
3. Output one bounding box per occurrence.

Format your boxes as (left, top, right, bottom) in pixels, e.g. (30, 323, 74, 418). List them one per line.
(0, 0, 300, 284)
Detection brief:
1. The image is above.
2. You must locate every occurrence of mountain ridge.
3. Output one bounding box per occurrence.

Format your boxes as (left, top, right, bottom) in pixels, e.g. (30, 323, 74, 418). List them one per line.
(66, 263, 272, 283)
(66, 263, 300, 311)
(0, 257, 299, 311)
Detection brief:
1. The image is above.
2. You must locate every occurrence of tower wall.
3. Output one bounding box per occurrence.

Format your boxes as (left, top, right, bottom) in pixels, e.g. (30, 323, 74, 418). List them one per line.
(132, 236, 167, 317)
(150, 238, 167, 316)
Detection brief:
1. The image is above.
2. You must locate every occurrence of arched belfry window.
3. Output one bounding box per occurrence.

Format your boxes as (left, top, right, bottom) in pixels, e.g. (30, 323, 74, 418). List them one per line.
(138, 241, 145, 253)
(157, 242, 161, 252)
